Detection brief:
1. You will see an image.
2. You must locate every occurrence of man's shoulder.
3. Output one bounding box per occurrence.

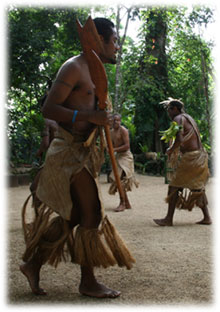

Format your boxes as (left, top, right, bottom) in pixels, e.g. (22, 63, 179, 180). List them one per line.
(120, 125, 129, 134)
(55, 54, 85, 83)
(182, 113, 193, 120)
(173, 114, 183, 123)
(60, 55, 83, 71)
(181, 113, 197, 128)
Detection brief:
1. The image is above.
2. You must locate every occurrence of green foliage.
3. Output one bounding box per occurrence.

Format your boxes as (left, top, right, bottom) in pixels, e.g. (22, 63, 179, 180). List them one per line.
(7, 88, 44, 165)
(7, 6, 90, 165)
(138, 143, 148, 153)
(120, 96, 136, 139)
(196, 118, 212, 152)
(7, 5, 215, 168)
(118, 5, 214, 155)
(8, 7, 90, 90)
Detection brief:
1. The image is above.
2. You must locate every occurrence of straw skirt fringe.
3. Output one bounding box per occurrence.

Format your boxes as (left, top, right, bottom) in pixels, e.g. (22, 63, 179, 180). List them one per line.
(165, 188, 208, 211)
(109, 150, 139, 195)
(22, 195, 135, 270)
(165, 149, 209, 211)
(74, 216, 135, 270)
(22, 195, 73, 267)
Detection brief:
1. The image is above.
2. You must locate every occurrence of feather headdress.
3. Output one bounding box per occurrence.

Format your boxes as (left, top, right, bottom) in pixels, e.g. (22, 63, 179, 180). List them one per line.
(159, 97, 184, 110)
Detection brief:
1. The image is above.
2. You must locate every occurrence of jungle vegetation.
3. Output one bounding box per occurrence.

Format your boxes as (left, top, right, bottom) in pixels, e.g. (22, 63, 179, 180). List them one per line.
(7, 5, 215, 171)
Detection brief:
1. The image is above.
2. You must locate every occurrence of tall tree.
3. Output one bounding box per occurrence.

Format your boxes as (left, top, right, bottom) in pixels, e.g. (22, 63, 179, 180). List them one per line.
(114, 5, 132, 112)
(134, 7, 169, 153)
(7, 7, 90, 165)
(7, 5, 215, 166)
(122, 5, 214, 154)
(166, 6, 214, 151)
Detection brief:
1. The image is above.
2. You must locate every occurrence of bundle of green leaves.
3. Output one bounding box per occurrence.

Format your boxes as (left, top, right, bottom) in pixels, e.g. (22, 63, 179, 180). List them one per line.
(159, 121, 183, 143)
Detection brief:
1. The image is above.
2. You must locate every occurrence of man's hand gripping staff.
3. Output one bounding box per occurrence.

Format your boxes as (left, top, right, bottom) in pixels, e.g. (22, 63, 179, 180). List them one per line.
(76, 17, 126, 204)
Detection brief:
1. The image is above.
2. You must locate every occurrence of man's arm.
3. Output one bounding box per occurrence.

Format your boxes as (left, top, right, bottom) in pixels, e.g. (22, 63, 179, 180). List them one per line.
(42, 61, 80, 122)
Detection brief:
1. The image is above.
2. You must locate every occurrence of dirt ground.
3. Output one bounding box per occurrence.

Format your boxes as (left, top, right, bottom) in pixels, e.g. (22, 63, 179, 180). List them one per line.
(6, 173, 215, 308)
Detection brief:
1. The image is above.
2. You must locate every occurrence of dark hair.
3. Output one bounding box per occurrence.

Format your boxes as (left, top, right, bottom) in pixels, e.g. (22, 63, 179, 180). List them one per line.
(93, 17, 115, 43)
(114, 113, 121, 120)
(169, 100, 184, 112)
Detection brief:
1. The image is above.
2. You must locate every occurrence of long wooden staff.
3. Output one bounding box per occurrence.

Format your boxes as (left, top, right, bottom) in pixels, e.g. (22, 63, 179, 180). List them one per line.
(76, 17, 125, 203)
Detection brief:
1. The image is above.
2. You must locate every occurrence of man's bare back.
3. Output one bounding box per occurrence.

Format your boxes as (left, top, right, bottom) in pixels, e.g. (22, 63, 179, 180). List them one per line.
(166, 105, 202, 157)
(174, 114, 201, 154)
(154, 98, 211, 226)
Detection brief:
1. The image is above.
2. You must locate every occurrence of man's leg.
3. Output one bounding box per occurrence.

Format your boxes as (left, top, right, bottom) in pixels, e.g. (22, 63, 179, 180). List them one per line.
(114, 190, 131, 212)
(114, 171, 131, 212)
(20, 252, 46, 295)
(196, 205, 212, 224)
(125, 191, 132, 209)
(196, 191, 212, 225)
(20, 171, 47, 295)
(70, 168, 120, 298)
(20, 214, 71, 295)
(153, 186, 179, 226)
(20, 170, 74, 295)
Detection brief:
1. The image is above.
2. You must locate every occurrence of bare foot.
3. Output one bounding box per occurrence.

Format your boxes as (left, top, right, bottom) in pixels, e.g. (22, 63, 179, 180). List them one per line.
(114, 203, 125, 212)
(125, 202, 132, 209)
(79, 280, 121, 298)
(153, 218, 173, 226)
(196, 218, 212, 225)
(20, 262, 47, 295)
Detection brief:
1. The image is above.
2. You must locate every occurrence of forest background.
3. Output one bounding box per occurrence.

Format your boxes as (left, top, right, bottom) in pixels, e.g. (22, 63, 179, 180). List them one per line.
(6, 2, 216, 175)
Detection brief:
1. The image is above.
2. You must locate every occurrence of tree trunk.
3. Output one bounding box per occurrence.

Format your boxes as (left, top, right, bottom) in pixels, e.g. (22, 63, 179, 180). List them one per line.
(201, 50, 212, 147)
(114, 5, 132, 112)
(138, 8, 168, 153)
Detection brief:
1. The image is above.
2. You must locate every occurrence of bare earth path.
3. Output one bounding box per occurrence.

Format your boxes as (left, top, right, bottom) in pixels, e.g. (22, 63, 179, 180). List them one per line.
(6, 174, 214, 307)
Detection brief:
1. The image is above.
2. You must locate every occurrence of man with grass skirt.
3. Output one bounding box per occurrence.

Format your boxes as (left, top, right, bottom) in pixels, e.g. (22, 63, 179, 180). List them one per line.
(154, 98, 212, 226)
(108, 113, 139, 212)
(20, 17, 135, 299)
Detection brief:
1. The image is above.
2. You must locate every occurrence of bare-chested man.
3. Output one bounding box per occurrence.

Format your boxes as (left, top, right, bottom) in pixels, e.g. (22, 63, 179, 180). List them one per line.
(20, 17, 135, 299)
(109, 113, 139, 212)
(153, 99, 212, 226)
